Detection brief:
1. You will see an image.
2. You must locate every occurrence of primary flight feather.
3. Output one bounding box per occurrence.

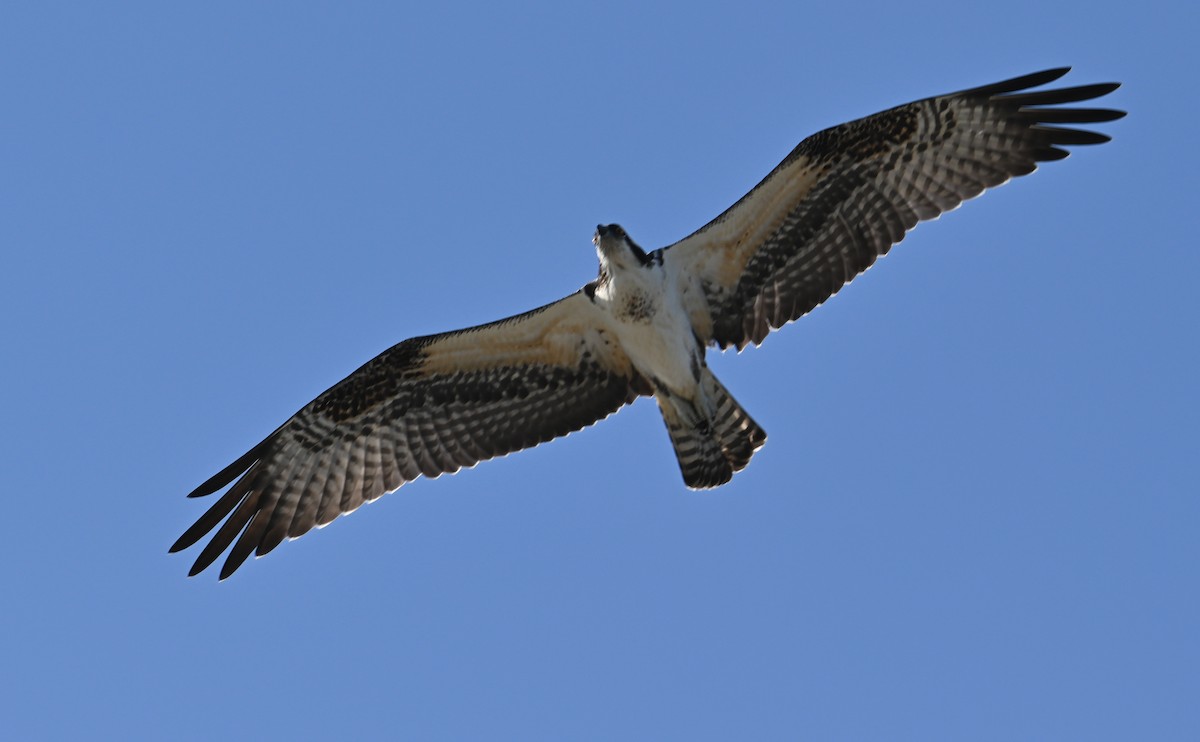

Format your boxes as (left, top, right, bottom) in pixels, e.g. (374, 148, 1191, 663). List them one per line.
(172, 68, 1124, 578)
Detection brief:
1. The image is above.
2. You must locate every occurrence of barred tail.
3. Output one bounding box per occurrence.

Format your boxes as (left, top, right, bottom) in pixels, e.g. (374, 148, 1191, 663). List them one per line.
(657, 371, 767, 489)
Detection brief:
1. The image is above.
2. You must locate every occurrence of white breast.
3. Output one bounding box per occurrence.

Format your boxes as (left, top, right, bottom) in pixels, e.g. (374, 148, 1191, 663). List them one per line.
(595, 257, 701, 397)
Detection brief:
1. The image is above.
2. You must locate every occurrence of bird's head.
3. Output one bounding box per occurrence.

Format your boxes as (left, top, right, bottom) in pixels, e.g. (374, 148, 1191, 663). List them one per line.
(594, 223, 651, 269)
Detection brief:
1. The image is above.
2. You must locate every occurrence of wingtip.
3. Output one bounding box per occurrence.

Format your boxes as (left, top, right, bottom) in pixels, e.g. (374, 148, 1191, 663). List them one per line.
(1041, 66, 1072, 80)
(1032, 126, 1114, 146)
(956, 67, 1072, 100)
(183, 550, 231, 579)
(1009, 67, 1073, 89)
(218, 557, 244, 581)
(186, 436, 274, 498)
(1098, 108, 1127, 122)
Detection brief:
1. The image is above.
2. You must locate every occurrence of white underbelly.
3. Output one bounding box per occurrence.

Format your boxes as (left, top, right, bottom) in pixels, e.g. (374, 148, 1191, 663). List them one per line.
(595, 252, 703, 397)
(614, 304, 699, 396)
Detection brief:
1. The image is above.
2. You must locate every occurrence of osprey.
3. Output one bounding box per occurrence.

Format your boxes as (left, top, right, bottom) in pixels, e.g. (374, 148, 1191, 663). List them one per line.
(173, 68, 1123, 578)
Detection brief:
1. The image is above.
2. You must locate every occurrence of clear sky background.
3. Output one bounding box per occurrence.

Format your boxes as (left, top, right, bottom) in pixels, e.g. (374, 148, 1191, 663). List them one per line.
(2, 2, 1196, 739)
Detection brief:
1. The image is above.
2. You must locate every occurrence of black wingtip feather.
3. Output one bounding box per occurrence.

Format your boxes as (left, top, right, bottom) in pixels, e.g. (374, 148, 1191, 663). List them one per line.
(1033, 147, 1072, 162)
(189, 542, 229, 578)
(1018, 107, 1127, 124)
(219, 510, 270, 580)
(187, 437, 272, 498)
(170, 482, 253, 552)
(999, 83, 1121, 107)
(1033, 126, 1113, 145)
(185, 489, 262, 575)
(959, 67, 1071, 98)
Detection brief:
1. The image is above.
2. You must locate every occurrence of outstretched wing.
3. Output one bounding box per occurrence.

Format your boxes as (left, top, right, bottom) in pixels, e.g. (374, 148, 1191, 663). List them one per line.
(171, 291, 648, 579)
(665, 68, 1124, 350)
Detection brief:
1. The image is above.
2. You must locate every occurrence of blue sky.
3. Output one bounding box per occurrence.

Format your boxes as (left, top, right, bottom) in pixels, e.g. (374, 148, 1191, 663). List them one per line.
(2, 1, 1196, 739)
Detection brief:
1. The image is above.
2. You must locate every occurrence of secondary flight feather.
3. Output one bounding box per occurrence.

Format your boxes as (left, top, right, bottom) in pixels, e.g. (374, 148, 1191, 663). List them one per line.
(172, 68, 1124, 578)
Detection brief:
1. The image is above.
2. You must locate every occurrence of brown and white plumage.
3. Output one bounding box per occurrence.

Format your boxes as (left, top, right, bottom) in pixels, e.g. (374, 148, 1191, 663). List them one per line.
(172, 294, 650, 578)
(667, 68, 1123, 349)
(173, 68, 1123, 578)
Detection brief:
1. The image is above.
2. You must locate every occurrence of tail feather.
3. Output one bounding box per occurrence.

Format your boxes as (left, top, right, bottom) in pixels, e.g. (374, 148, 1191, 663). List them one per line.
(658, 371, 767, 489)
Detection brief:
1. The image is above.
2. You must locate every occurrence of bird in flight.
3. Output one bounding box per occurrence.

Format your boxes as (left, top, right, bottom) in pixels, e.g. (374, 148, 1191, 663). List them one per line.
(173, 68, 1123, 578)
